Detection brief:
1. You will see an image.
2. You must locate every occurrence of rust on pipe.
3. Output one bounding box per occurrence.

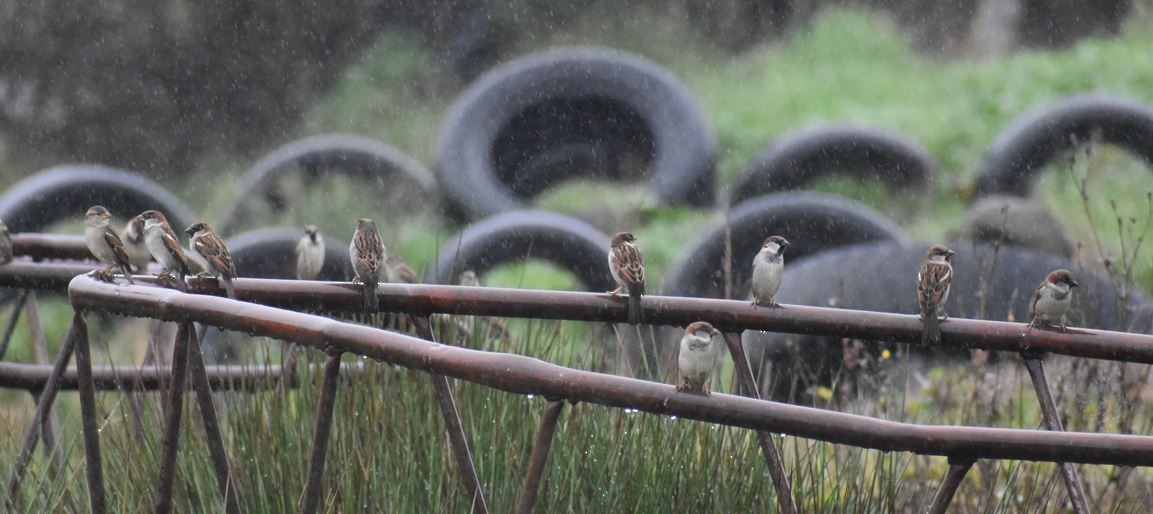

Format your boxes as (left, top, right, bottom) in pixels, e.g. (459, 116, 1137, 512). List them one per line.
(12, 234, 92, 261)
(515, 400, 565, 514)
(299, 352, 342, 514)
(65, 275, 1153, 468)
(0, 261, 1139, 366)
(1023, 354, 1091, 514)
(4, 314, 79, 507)
(153, 322, 192, 514)
(723, 332, 797, 514)
(73, 311, 108, 514)
(188, 326, 242, 514)
(925, 459, 974, 514)
(411, 315, 490, 514)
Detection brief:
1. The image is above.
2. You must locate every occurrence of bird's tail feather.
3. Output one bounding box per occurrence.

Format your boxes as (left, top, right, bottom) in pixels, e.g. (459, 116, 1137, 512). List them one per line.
(628, 288, 643, 325)
(364, 282, 379, 313)
(922, 314, 940, 346)
(222, 277, 236, 300)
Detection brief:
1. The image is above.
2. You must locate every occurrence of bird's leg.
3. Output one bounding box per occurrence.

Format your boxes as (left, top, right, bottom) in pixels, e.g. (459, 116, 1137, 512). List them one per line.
(676, 379, 688, 392)
(608, 286, 622, 296)
(195, 271, 210, 279)
(938, 306, 949, 321)
(702, 384, 711, 396)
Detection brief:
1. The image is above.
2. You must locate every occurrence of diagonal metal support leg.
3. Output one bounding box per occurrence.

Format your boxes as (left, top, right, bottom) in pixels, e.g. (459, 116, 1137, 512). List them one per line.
(154, 321, 193, 514)
(412, 315, 490, 514)
(4, 310, 79, 508)
(74, 310, 108, 514)
(925, 458, 974, 514)
(515, 400, 565, 514)
(189, 325, 242, 514)
(1022, 351, 1090, 514)
(25, 291, 63, 467)
(723, 331, 798, 514)
(300, 350, 342, 514)
(0, 288, 29, 361)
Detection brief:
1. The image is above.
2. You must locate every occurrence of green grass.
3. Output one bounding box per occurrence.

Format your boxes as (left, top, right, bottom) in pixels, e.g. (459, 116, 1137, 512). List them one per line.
(7, 5, 1153, 513)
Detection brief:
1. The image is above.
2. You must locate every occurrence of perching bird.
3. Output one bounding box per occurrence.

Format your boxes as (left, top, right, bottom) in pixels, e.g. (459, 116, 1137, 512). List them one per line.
(458, 270, 481, 287)
(186, 222, 238, 299)
(677, 321, 723, 396)
(0, 218, 12, 265)
(138, 210, 191, 290)
(385, 253, 418, 284)
(916, 244, 955, 346)
(350, 218, 385, 312)
(608, 231, 645, 325)
(1030, 269, 1079, 330)
(295, 225, 325, 281)
(83, 206, 134, 284)
(122, 216, 152, 272)
(751, 235, 790, 307)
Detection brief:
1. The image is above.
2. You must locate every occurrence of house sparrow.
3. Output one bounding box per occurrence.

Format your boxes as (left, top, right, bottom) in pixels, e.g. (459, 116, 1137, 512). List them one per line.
(350, 218, 385, 312)
(83, 206, 134, 284)
(295, 225, 325, 280)
(122, 216, 152, 272)
(1029, 269, 1079, 330)
(677, 321, 723, 396)
(458, 270, 481, 287)
(916, 244, 955, 346)
(186, 222, 238, 299)
(385, 253, 418, 284)
(137, 210, 191, 290)
(0, 218, 12, 265)
(608, 231, 645, 325)
(751, 235, 791, 307)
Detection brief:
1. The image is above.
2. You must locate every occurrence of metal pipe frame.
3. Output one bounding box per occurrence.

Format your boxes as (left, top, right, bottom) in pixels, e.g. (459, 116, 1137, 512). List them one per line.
(63, 275, 1153, 468)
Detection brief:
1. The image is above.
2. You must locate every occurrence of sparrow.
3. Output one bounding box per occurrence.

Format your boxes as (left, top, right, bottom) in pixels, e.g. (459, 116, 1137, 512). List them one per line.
(751, 235, 791, 307)
(350, 218, 385, 313)
(608, 231, 645, 325)
(916, 244, 955, 346)
(83, 206, 135, 284)
(295, 225, 325, 280)
(458, 270, 481, 287)
(385, 253, 418, 284)
(0, 218, 12, 265)
(137, 210, 191, 289)
(122, 216, 153, 272)
(186, 222, 238, 299)
(1029, 269, 1079, 330)
(677, 321, 723, 396)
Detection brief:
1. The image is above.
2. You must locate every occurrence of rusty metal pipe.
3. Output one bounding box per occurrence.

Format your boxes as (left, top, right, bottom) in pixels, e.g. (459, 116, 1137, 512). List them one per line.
(299, 352, 342, 514)
(0, 361, 357, 391)
(74, 311, 108, 514)
(515, 400, 565, 514)
(188, 326, 242, 513)
(65, 275, 1153, 468)
(1023, 354, 1091, 513)
(153, 322, 192, 514)
(925, 459, 974, 514)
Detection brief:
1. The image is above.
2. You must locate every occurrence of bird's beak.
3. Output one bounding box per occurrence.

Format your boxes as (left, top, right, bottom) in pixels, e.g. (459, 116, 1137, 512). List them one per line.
(184, 226, 195, 236)
(946, 250, 956, 257)
(782, 240, 792, 247)
(1070, 279, 1080, 287)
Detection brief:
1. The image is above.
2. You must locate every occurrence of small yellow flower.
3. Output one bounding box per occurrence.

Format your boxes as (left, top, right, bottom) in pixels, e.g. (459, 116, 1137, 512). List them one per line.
(815, 386, 833, 401)
(881, 349, 892, 360)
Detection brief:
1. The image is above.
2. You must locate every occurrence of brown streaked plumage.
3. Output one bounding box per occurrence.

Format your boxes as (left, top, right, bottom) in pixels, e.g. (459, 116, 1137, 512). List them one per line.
(186, 222, 238, 299)
(608, 231, 645, 325)
(83, 206, 135, 284)
(138, 210, 190, 289)
(916, 244, 954, 346)
(350, 218, 385, 312)
(1029, 269, 1078, 330)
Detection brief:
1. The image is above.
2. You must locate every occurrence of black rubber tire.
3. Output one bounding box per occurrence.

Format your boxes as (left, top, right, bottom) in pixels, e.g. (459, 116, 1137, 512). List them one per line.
(728, 124, 937, 206)
(215, 134, 436, 235)
(974, 94, 1153, 198)
(747, 241, 1144, 402)
(662, 192, 907, 299)
(225, 228, 353, 281)
(427, 210, 613, 292)
(435, 47, 717, 221)
(0, 165, 196, 233)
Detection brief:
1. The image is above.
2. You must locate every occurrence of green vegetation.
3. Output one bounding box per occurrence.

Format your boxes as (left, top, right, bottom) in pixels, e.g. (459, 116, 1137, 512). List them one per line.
(5, 6, 1153, 513)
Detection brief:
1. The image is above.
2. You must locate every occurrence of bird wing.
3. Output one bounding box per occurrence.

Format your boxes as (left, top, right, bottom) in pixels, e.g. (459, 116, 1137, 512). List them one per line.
(355, 229, 384, 274)
(102, 226, 132, 265)
(1029, 282, 1044, 317)
(612, 243, 645, 286)
(161, 226, 191, 272)
(195, 233, 237, 278)
(916, 260, 951, 310)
